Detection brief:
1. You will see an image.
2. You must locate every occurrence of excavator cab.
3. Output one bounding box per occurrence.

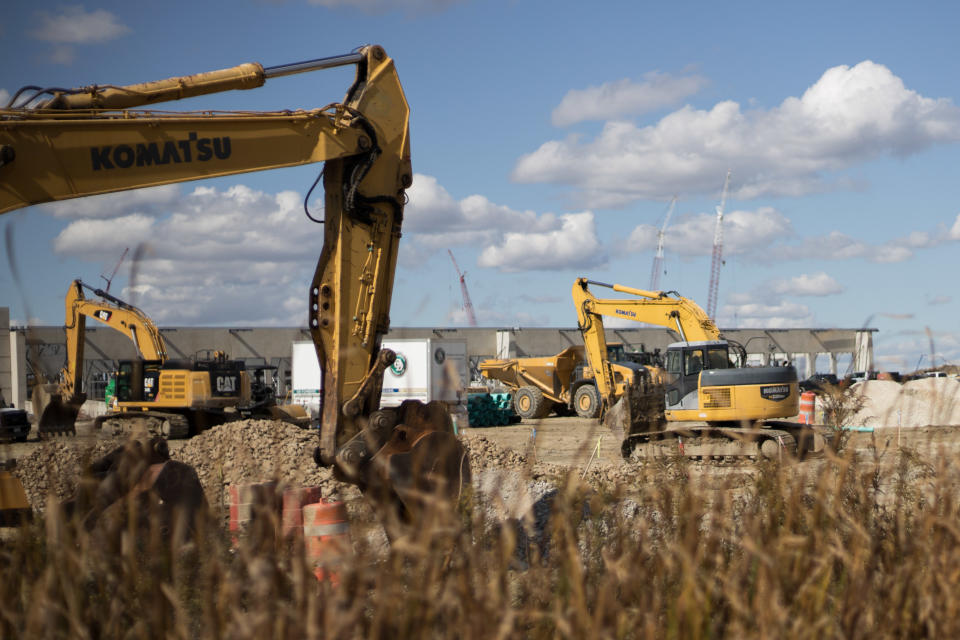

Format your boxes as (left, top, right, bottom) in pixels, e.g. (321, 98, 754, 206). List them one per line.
(663, 341, 732, 412)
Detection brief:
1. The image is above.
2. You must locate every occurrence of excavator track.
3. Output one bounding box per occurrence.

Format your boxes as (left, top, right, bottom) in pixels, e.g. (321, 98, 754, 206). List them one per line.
(95, 412, 191, 440)
(621, 423, 823, 464)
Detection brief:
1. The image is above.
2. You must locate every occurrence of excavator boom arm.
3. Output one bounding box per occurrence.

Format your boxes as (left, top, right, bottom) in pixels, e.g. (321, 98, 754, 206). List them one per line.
(39, 279, 170, 425)
(572, 277, 720, 403)
(0, 52, 384, 214)
(573, 278, 719, 343)
(3, 48, 461, 523)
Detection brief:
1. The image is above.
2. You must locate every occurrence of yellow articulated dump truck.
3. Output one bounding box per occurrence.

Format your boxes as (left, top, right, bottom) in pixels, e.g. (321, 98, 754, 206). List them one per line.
(479, 343, 659, 420)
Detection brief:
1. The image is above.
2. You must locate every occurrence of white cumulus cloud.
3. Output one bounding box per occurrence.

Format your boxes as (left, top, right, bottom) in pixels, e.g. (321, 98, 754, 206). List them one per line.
(31, 6, 130, 44)
(403, 173, 603, 270)
(769, 272, 844, 297)
(39, 185, 182, 220)
(721, 300, 815, 328)
(627, 207, 792, 257)
(552, 71, 708, 127)
(478, 212, 603, 272)
(950, 213, 960, 239)
(514, 61, 960, 206)
(52, 184, 322, 325)
(45, 174, 602, 323)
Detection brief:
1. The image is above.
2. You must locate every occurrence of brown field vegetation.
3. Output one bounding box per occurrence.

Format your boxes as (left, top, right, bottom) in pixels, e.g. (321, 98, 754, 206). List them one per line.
(2, 433, 959, 640)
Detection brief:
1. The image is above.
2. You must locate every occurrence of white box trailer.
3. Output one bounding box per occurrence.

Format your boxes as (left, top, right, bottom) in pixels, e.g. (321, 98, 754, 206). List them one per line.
(381, 338, 467, 408)
(290, 338, 468, 417)
(291, 341, 322, 419)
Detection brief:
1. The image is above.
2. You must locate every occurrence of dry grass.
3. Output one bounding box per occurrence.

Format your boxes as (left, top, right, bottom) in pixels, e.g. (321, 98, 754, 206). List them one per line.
(2, 444, 960, 639)
(817, 383, 867, 452)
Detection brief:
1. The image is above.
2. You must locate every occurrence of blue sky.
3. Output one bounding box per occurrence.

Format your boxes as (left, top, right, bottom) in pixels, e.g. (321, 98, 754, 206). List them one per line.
(2, 0, 959, 373)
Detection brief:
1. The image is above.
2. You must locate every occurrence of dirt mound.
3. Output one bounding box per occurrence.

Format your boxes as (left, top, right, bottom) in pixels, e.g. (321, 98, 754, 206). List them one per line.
(461, 433, 531, 470)
(10, 420, 358, 515)
(11, 439, 117, 512)
(171, 419, 356, 509)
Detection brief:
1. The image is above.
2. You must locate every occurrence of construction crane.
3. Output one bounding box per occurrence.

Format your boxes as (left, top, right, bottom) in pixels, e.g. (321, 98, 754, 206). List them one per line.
(447, 249, 478, 327)
(706, 170, 731, 320)
(648, 197, 677, 290)
(99, 247, 129, 294)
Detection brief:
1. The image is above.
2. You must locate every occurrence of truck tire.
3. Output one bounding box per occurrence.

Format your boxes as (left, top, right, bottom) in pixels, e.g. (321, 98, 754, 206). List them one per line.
(514, 386, 551, 419)
(574, 385, 601, 419)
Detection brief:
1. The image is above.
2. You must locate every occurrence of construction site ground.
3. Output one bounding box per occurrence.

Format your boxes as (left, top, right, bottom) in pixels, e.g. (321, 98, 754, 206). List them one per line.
(6, 413, 960, 509)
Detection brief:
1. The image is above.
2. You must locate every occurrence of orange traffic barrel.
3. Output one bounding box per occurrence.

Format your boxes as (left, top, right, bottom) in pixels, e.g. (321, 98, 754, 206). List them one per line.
(798, 391, 816, 424)
(281, 486, 323, 540)
(303, 500, 351, 584)
(228, 482, 279, 547)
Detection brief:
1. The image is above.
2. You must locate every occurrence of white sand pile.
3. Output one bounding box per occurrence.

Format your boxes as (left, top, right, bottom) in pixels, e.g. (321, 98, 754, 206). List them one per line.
(847, 377, 960, 427)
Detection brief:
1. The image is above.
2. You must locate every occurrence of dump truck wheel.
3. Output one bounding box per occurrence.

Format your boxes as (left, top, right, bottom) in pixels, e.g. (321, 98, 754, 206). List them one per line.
(514, 386, 550, 419)
(574, 385, 601, 419)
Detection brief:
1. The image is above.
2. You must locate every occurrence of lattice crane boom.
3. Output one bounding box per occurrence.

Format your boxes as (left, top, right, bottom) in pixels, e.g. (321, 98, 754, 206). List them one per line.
(706, 170, 731, 320)
(649, 196, 677, 290)
(448, 249, 478, 327)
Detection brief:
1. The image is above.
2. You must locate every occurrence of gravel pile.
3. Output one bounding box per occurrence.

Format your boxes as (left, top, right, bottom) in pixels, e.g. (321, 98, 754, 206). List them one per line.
(849, 377, 960, 428)
(171, 419, 357, 509)
(11, 439, 116, 512)
(460, 433, 531, 470)
(10, 421, 623, 524)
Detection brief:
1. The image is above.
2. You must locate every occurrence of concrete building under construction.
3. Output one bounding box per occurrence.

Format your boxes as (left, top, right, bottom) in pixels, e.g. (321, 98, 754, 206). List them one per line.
(1, 306, 875, 409)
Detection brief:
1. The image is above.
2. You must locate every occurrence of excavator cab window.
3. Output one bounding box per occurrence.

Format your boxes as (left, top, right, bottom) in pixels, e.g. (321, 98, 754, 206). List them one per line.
(606, 344, 626, 362)
(684, 350, 704, 376)
(665, 350, 682, 376)
(116, 361, 138, 402)
(705, 347, 730, 370)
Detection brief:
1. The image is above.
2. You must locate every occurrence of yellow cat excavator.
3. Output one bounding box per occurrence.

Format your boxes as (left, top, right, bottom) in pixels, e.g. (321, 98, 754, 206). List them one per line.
(573, 278, 823, 460)
(1, 46, 468, 525)
(32, 279, 310, 439)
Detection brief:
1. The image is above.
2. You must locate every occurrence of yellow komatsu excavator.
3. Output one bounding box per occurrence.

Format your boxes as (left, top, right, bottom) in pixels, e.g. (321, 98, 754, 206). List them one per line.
(573, 278, 823, 461)
(1, 46, 468, 525)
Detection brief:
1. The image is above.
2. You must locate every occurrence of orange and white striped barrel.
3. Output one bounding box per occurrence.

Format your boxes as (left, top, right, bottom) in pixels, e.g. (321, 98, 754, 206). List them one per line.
(303, 500, 351, 584)
(798, 391, 816, 424)
(228, 482, 279, 546)
(281, 486, 323, 540)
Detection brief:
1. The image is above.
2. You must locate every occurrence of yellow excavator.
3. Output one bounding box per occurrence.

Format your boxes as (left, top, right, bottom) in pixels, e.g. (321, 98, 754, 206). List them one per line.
(1, 46, 468, 525)
(33, 279, 309, 439)
(573, 278, 823, 460)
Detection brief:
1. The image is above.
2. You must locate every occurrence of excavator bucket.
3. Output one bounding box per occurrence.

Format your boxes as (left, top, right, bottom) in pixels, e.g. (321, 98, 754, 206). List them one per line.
(69, 435, 208, 543)
(603, 373, 666, 439)
(32, 384, 83, 436)
(364, 400, 471, 527)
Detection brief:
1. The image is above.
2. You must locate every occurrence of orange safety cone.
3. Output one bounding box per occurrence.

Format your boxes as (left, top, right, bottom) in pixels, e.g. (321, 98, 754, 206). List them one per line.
(302, 500, 351, 585)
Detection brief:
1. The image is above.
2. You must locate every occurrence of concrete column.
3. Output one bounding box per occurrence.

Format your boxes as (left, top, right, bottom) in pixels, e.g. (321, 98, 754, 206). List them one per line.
(0, 308, 10, 406)
(854, 331, 874, 372)
(804, 352, 817, 378)
(495, 330, 511, 359)
(829, 353, 838, 376)
(10, 329, 27, 408)
(760, 352, 771, 366)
